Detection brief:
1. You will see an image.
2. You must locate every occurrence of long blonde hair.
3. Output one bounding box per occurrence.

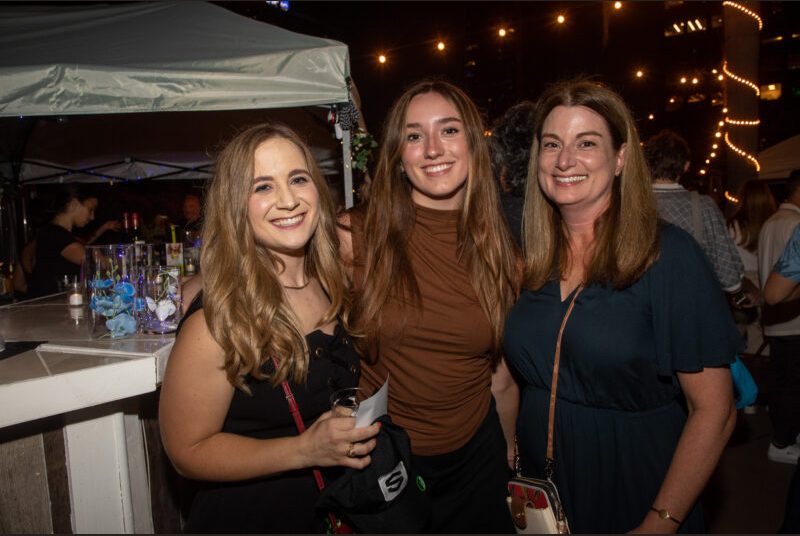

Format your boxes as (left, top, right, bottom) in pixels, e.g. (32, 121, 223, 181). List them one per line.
(201, 123, 350, 391)
(523, 79, 660, 290)
(351, 79, 519, 364)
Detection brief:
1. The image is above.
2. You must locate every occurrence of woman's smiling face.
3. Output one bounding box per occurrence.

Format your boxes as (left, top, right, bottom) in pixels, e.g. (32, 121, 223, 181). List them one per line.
(247, 137, 319, 260)
(401, 91, 470, 210)
(537, 104, 626, 220)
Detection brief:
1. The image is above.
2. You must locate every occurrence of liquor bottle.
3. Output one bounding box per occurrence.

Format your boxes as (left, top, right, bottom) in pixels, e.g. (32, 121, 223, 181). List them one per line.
(131, 212, 141, 242)
(121, 212, 131, 243)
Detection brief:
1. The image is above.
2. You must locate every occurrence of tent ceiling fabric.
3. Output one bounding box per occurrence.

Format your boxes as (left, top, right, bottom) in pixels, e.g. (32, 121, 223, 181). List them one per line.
(758, 134, 800, 180)
(0, 2, 350, 116)
(11, 107, 342, 184)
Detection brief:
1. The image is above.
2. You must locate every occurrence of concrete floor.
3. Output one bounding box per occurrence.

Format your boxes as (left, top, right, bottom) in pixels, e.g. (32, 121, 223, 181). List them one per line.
(703, 405, 797, 533)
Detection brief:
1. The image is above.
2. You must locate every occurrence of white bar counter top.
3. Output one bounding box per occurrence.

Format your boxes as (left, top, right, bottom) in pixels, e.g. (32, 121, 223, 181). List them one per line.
(0, 294, 174, 429)
(0, 293, 175, 533)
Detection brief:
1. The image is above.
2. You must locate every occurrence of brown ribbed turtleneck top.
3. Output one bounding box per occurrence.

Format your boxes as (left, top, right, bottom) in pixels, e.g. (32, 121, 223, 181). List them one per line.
(352, 205, 493, 456)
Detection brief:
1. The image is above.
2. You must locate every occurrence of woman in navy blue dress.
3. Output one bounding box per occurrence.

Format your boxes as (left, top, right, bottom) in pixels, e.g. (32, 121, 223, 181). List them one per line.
(503, 80, 740, 533)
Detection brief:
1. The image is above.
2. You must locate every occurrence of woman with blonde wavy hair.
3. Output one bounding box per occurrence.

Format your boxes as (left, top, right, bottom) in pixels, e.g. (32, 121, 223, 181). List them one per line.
(504, 79, 739, 533)
(159, 122, 380, 533)
(338, 78, 520, 532)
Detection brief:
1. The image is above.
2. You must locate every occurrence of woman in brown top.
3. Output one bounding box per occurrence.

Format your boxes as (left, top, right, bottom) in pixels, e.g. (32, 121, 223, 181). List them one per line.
(339, 79, 520, 532)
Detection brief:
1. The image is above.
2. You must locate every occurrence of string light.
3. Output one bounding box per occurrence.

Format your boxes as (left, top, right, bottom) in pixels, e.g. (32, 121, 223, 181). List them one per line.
(712, 143, 718, 149)
(691, 77, 699, 84)
(720, 2, 762, 177)
(378, 54, 387, 64)
(722, 1, 763, 30)
(722, 60, 760, 96)
(614, 1, 622, 9)
(725, 132, 761, 171)
(680, 76, 687, 84)
(636, 69, 644, 78)
(498, 28, 507, 37)
(557, 14, 566, 24)
(725, 117, 761, 126)
(725, 191, 741, 204)
(648, 113, 655, 120)
(437, 41, 445, 51)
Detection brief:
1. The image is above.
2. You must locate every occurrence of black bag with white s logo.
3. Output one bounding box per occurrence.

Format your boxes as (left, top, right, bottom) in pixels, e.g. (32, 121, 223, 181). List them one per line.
(316, 415, 431, 533)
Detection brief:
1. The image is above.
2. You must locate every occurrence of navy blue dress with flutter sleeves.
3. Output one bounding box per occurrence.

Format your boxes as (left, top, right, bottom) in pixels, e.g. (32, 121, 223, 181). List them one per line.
(503, 223, 742, 533)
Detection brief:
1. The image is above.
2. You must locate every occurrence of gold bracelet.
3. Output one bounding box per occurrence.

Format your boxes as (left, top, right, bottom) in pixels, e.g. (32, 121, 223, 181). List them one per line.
(650, 506, 682, 525)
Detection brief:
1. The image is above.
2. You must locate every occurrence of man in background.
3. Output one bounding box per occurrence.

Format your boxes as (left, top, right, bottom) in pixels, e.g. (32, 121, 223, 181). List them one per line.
(758, 169, 800, 464)
(180, 193, 202, 246)
(644, 129, 748, 301)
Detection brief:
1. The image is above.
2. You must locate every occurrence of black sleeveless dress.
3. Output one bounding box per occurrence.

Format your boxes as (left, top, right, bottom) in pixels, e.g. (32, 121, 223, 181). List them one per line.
(179, 294, 360, 533)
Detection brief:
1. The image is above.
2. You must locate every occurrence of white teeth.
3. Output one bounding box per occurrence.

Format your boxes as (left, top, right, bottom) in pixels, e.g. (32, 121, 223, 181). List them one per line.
(272, 215, 303, 227)
(555, 175, 588, 184)
(425, 163, 452, 173)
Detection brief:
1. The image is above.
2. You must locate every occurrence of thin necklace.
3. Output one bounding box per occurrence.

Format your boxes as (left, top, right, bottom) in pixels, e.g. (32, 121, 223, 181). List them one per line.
(283, 279, 310, 290)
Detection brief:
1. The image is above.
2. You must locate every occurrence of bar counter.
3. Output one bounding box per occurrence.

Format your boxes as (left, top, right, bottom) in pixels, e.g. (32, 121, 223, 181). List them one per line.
(0, 294, 176, 533)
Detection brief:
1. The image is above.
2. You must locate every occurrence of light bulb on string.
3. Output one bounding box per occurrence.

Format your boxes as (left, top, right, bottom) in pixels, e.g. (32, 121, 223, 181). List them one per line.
(722, 1, 763, 30)
(725, 132, 761, 171)
(722, 60, 760, 96)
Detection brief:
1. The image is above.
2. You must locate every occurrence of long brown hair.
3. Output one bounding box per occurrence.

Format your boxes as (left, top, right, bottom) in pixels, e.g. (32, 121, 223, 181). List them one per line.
(523, 78, 660, 290)
(351, 79, 518, 364)
(727, 180, 777, 252)
(201, 123, 350, 391)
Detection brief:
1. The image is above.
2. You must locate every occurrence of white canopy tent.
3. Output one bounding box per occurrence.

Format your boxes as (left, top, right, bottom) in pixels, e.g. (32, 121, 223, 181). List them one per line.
(759, 134, 800, 180)
(0, 1, 357, 199)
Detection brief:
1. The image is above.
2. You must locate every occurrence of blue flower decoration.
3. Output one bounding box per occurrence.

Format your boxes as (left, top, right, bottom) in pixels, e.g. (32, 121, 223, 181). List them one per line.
(106, 313, 137, 338)
(90, 295, 114, 312)
(94, 278, 114, 289)
(114, 281, 135, 298)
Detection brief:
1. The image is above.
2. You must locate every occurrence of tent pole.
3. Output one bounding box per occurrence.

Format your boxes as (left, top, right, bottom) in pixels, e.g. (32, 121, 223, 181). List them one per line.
(342, 129, 353, 209)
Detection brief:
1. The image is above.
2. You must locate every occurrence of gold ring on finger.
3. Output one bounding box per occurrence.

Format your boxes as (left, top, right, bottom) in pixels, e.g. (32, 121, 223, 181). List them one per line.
(346, 443, 356, 458)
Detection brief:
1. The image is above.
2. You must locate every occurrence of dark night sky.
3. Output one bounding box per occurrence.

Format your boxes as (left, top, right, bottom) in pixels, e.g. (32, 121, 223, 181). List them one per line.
(218, 1, 800, 184)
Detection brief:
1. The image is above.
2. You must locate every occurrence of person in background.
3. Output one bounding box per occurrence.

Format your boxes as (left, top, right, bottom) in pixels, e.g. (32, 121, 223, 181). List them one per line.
(644, 129, 751, 307)
(761, 223, 800, 532)
(758, 169, 800, 465)
(490, 100, 538, 246)
(159, 123, 380, 533)
(338, 79, 519, 533)
(504, 79, 738, 533)
(26, 185, 120, 298)
(180, 193, 203, 245)
(727, 180, 777, 354)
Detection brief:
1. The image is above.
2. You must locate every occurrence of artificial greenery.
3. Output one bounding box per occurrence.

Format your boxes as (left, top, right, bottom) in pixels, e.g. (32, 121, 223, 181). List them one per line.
(351, 129, 378, 173)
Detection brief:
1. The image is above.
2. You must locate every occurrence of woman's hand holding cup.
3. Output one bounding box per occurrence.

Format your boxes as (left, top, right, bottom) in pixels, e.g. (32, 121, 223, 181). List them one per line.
(298, 390, 380, 469)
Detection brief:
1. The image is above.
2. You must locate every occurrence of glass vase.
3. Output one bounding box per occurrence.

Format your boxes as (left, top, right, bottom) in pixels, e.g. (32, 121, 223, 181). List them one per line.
(140, 265, 182, 334)
(86, 244, 139, 339)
